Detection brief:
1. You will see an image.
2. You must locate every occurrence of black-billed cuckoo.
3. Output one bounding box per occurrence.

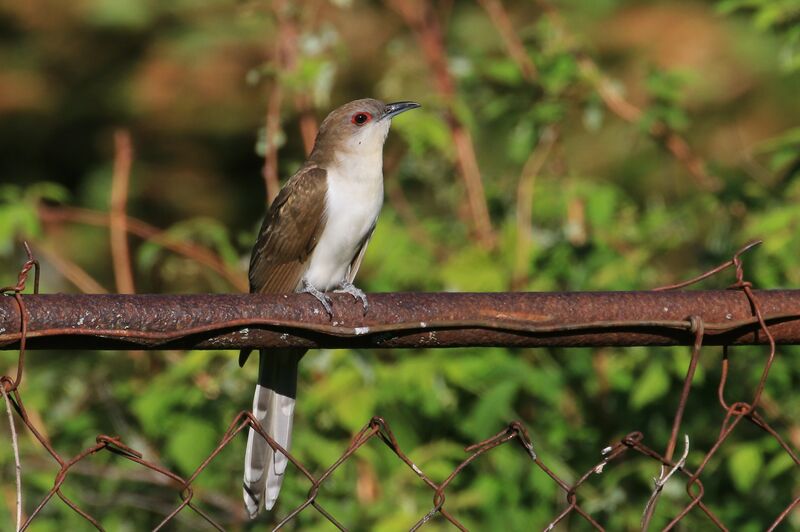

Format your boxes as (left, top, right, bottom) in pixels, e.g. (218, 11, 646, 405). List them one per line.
(240, 98, 420, 517)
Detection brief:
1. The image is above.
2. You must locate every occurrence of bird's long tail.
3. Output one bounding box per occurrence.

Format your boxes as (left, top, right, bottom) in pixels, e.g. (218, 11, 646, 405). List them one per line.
(242, 348, 304, 518)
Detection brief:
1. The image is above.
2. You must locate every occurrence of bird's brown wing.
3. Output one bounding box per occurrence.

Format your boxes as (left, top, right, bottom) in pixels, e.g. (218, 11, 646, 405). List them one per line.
(248, 166, 328, 294)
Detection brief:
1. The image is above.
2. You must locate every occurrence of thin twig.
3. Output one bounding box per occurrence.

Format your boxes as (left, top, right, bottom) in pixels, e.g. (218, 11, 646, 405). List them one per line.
(513, 126, 557, 289)
(576, 56, 719, 190)
(272, 0, 317, 155)
(530, 0, 719, 190)
(109, 130, 136, 294)
(29, 242, 108, 294)
(296, 95, 318, 156)
(387, 0, 495, 248)
(262, 83, 283, 205)
(1, 385, 22, 531)
(476, 0, 556, 269)
(478, 0, 539, 82)
(38, 205, 248, 292)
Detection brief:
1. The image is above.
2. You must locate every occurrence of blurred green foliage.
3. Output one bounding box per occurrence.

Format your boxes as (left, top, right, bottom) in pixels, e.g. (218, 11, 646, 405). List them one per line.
(1, 0, 799, 530)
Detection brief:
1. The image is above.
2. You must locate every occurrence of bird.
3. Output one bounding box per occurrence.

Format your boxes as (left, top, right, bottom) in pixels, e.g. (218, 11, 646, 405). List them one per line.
(240, 98, 420, 518)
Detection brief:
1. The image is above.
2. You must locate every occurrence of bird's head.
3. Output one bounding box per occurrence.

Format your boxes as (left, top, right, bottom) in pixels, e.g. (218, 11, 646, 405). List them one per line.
(309, 98, 420, 165)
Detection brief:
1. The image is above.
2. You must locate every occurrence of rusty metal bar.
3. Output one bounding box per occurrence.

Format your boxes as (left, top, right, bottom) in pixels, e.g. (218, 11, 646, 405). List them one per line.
(0, 291, 799, 350)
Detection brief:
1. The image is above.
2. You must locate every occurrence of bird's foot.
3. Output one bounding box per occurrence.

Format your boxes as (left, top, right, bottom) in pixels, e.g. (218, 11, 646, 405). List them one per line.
(334, 281, 369, 314)
(301, 279, 333, 318)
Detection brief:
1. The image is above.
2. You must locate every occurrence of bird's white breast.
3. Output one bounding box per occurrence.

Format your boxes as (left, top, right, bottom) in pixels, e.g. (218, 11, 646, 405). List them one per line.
(302, 153, 384, 291)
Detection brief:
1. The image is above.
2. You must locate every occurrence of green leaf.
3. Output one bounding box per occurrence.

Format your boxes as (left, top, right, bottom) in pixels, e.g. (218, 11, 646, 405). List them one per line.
(139, 217, 240, 270)
(0, 184, 22, 202)
(728, 444, 763, 492)
(24, 182, 70, 204)
(582, 183, 620, 228)
(483, 58, 523, 85)
(462, 380, 518, 438)
(508, 120, 536, 163)
(646, 69, 688, 103)
(333, 386, 376, 432)
(630, 362, 670, 409)
(84, 0, 154, 29)
(166, 418, 219, 475)
(539, 53, 578, 94)
(392, 108, 451, 156)
(441, 246, 507, 291)
(764, 451, 795, 479)
(255, 125, 286, 157)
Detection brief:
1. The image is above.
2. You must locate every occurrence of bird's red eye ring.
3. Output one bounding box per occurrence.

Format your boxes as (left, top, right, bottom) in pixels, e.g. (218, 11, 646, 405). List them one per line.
(351, 112, 372, 126)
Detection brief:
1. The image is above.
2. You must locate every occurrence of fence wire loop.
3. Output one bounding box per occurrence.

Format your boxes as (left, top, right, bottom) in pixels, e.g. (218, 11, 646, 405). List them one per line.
(1, 242, 38, 394)
(1, 240, 798, 531)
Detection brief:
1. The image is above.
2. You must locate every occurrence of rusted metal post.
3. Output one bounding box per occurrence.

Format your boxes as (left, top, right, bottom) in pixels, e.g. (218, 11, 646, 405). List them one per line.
(1, 291, 799, 350)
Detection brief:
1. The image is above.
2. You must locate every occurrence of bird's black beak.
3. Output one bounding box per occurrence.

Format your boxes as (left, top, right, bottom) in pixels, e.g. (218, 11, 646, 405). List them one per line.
(381, 101, 421, 121)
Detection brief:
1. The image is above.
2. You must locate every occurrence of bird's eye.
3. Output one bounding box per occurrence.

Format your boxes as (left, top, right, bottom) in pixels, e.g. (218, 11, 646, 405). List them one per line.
(351, 112, 372, 126)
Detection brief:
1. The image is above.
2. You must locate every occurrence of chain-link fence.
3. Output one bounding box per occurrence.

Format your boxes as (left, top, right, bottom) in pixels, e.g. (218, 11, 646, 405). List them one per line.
(1, 242, 798, 530)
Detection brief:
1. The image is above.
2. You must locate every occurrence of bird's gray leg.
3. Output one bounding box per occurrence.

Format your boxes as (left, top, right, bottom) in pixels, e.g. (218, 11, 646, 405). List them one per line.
(334, 280, 369, 314)
(301, 279, 333, 318)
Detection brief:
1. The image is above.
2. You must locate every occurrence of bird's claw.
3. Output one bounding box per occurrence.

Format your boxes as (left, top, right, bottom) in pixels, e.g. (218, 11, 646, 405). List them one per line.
(301, 280, 334, 318)
(334, 281, 369, 315)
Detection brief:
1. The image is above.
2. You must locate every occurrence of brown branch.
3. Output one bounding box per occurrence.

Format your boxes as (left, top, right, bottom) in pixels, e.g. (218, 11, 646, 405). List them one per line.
(259, 0, 318, 208)
(482, 0, 719, 190)
(273, 0, 317, 155)
(38, 205, 248, 292)
(534, 0, 718, 190)
(387, 0, 495, 249)
(512, 127, 557, 290)
(576, 56, 719, 190)
(262, 83, 283, 205)
(477, 0, 539, 82)
(296, 94, 318, 155)
(109, 130, 135, 294)
(30, 242, 108, 294)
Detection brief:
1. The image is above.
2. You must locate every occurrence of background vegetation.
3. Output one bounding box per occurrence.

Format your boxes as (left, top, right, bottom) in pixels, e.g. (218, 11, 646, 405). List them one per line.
(1, 0, 798, 530)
